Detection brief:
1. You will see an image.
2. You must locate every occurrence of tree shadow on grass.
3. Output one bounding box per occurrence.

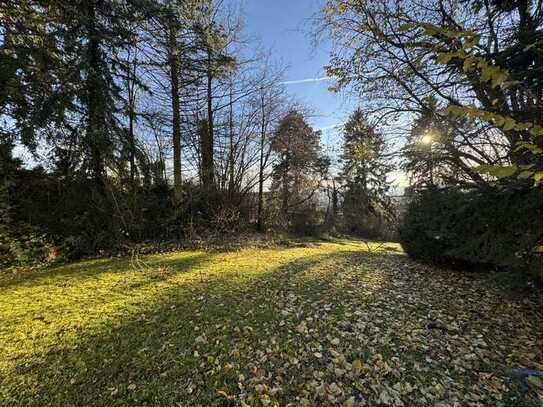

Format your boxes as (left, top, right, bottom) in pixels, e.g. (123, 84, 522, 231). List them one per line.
(3, 249, 397, 406)
(4, 248, 538, 406)
(0, 252, 213, 292)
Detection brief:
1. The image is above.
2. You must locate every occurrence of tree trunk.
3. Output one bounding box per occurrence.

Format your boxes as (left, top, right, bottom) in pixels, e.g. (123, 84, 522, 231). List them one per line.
(201, 51, 215, 189)
(199, 119, 214, 189)
(281, 154, 290, 217)
(86, 0, 105, 187)
(281, 166, 289, 217)
(332, 178, 338, 220)
(168, 20, 182, 202)
(228, 85, 235, 195)
(128, 110, 135, 183)
(281, 129, 292, 218)
(127, 57, 136, 186)
(256, 88, 266, 232)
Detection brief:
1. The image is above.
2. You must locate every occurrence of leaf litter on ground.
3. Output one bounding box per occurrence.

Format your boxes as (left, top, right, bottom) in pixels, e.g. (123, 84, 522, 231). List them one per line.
(0, 240, 541, 406)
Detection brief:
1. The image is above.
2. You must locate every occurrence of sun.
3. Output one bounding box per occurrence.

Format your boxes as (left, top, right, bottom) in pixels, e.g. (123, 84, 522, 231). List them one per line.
(420, 134, 433, 144)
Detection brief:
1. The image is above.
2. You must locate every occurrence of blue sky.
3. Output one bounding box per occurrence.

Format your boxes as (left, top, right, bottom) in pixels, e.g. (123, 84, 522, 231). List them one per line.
(241, 1, 408, 190)
(242, 0, 354, 151)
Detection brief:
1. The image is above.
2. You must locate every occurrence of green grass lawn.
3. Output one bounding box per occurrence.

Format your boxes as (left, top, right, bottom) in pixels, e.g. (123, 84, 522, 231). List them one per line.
(1, 240, 542, 406)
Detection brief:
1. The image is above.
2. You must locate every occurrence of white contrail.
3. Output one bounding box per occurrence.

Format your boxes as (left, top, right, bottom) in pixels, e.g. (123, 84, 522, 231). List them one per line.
(318, 122, 344, 130)
(280, 77, 332, 85)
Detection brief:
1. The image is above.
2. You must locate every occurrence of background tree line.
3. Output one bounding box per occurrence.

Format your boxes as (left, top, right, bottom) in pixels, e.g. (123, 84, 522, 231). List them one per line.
(0, 0, 399, 265)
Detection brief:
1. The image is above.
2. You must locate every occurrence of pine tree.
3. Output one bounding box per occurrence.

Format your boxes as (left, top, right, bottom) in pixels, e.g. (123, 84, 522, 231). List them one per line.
(271, 110, 329, 219)
(340, 109, 394, 236)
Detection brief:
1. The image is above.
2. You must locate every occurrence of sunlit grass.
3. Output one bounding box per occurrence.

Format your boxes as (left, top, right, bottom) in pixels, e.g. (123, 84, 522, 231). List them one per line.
(0, 240, 541, 406)
(0, 241, 368, 403)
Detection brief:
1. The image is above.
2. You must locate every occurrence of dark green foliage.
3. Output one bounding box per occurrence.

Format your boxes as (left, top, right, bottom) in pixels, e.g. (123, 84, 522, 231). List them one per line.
(2, 164, 260, 263)
(399, 188, 468, 266)
(0, 142, 50, 266)
(339, 109, 395, 238)
(0, 142, 18, 236)
(290, 206, 322, 236)
(5, 170, 121, 261)
(447, 187, 543, 275)
(400, 187, 543, 277)
(270, 110, 329, 231)
(0, 224, 51, 266)
(133, 183, 178, 241)
(0, 171, 52, 266)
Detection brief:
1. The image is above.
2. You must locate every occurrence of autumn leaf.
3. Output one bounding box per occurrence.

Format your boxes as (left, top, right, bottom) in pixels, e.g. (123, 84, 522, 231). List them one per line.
(351, 359, 364, 375)
(526, 375, 543, 390)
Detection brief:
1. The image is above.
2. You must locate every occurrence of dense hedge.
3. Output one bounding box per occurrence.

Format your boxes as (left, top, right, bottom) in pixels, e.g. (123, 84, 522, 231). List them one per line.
(399, 187, 543, 277)
(2, 166, 259, 263)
